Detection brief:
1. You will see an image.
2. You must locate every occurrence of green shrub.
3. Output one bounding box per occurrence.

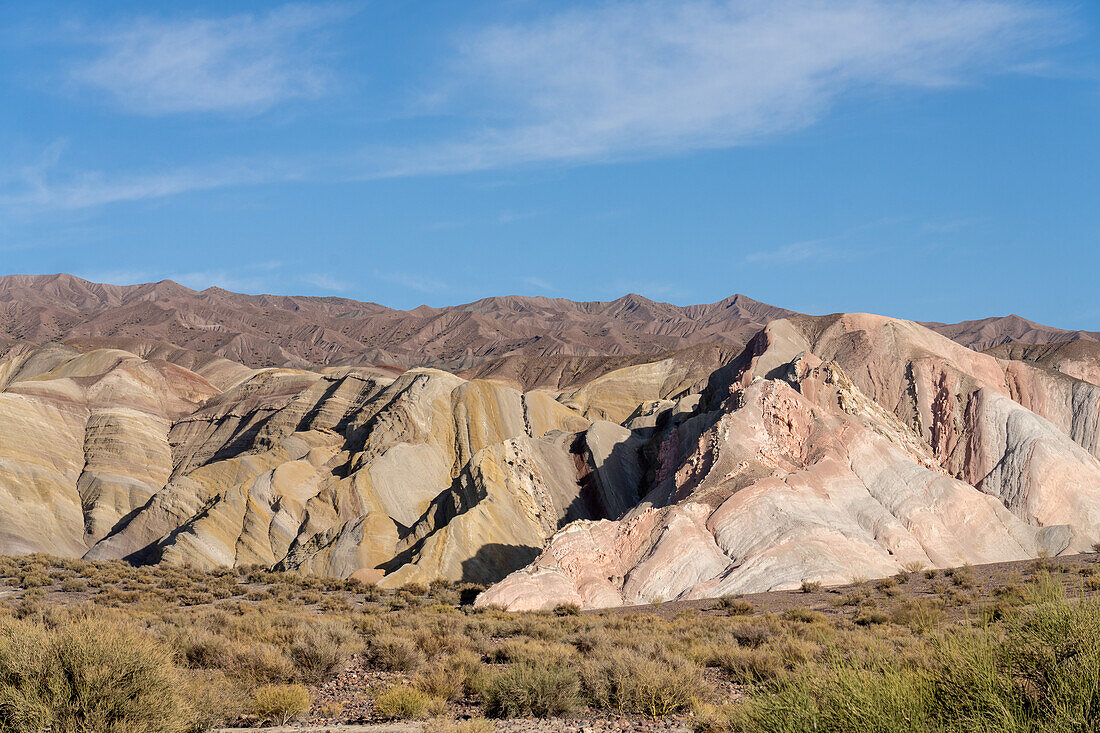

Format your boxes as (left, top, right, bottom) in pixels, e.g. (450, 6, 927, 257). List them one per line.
(713, 645, 785, 685)
(58, 578, 85, 593)
(853, 609, 889, 626)
(375, 686, 431, 720)
(716, 597, 754, 615)
(289, 621, 356, 683)
(782, 608, 825, 624)
(583, 649, 704, 717)
(414, 650, 483, 701)
(730, 591, 1100, 733)
(730, 661, 932, 732)
(253, 683, 310, 725)
(800, 581, 822, 593)
(480, 662, 581, 718)
(367, 634, 425, 672)
(0, 617, 189, 733)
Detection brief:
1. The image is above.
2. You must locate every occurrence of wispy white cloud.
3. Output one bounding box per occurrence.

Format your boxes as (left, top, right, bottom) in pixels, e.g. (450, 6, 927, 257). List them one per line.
(169, 269, 277, 292)
(0, 154, 308, 211)
(921, 216, 988, 233)
(71, 3, 351, 115)
(2, 0, 1075, 211)
(75, 262, 284, 292)
(496, 210, 542, 225)
(744, 238, 844, 265)
(374, 270, 450, 295)
(384, 0, 1071, 174)
(744, 218, 904, 265)
(518, 276, 554, 292)
(301, 273, 350, 292)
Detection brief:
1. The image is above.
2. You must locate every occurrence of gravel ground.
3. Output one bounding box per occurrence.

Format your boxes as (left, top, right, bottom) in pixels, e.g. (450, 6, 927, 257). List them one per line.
(225, 654, 702, 731)
(215, 722, 692, 732)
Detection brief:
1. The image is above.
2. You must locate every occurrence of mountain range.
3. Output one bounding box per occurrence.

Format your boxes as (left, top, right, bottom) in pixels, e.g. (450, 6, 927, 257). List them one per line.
(1, 273, 1098, 609)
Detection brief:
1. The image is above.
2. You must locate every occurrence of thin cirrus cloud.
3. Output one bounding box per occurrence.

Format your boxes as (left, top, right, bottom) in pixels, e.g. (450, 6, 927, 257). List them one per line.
(377, 0, 1072, 174)
(8, 0, 1077, 211)
(301, 273, 351, 292)
(743, 218, 905, 265)
(70, 3, 351, 115)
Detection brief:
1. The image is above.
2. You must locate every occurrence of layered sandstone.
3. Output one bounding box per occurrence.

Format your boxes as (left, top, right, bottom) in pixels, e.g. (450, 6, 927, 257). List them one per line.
(1, 283, 1099, 608)
(481, 315, 1100, 609)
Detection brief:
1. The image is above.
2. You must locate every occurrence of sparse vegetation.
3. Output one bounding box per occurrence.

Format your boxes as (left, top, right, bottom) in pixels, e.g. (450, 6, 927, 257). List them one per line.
(480, 662, 581, 718)
(253, 684, 310, 725)
(374, 685, 432, 720)
(716, 596, 754, 615)
(0, 553, 1095, 729)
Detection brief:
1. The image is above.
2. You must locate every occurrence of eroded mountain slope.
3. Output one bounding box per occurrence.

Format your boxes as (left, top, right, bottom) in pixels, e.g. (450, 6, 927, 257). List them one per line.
(2, 287, 1100, 608)
(0, 341, 649, 587)
(481, 315, 1100, 609)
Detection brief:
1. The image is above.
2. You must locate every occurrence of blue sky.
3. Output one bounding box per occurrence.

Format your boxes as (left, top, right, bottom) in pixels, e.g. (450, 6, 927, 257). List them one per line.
(1, 1, 1098, 328)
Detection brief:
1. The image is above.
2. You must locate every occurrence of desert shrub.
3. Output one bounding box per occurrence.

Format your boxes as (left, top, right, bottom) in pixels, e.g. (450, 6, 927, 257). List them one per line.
(0, 617, 190, 733)
(414, 650, 483, 701)
(693, 701, 738, 733)
(782, 608, 825, 624)
(480, 662, 581, 718)
(486, 638, 577, 667)
(854, 608, 889, 626)
(716, 597, 754, 616)
(289, 621, 357, 683)
(875, 577, 898, 592)
(177, 669, 246, 731)
(319, 594, 353, 613)
(177, 590, 215, 606)
(731, 591, 1100, 733)
(934, 588, 1100, 730)
(18, 572, 50, 589)
(375, 686, 431, 720)
(58, 578, 85, 593)
(253, 684, 310, 725)
(948, 565, 975, 589)
(554, 603, 580, 616)
(571, 629, 603, 655)
(728, 623, 772, 648)
(889, 598, 946, 632)
(430, 586, 460, 606)
(582, 648, 704, 717)
(800, 581, 822, 593)
(713, 645, 784, 684)
(234, 642, 297, 683)
(367, 633, 425, 672)
(730, 661, 932, 732)
(181, 630, 294, 683)
(296, 589, 323, 604)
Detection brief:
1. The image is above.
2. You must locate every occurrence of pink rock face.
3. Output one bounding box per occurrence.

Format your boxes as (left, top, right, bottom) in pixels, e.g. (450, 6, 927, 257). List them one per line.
(480, 315, 1097, 610)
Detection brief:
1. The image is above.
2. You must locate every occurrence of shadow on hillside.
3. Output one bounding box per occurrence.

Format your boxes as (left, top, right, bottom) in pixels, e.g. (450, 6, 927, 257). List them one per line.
(459, 543, 541, 585)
